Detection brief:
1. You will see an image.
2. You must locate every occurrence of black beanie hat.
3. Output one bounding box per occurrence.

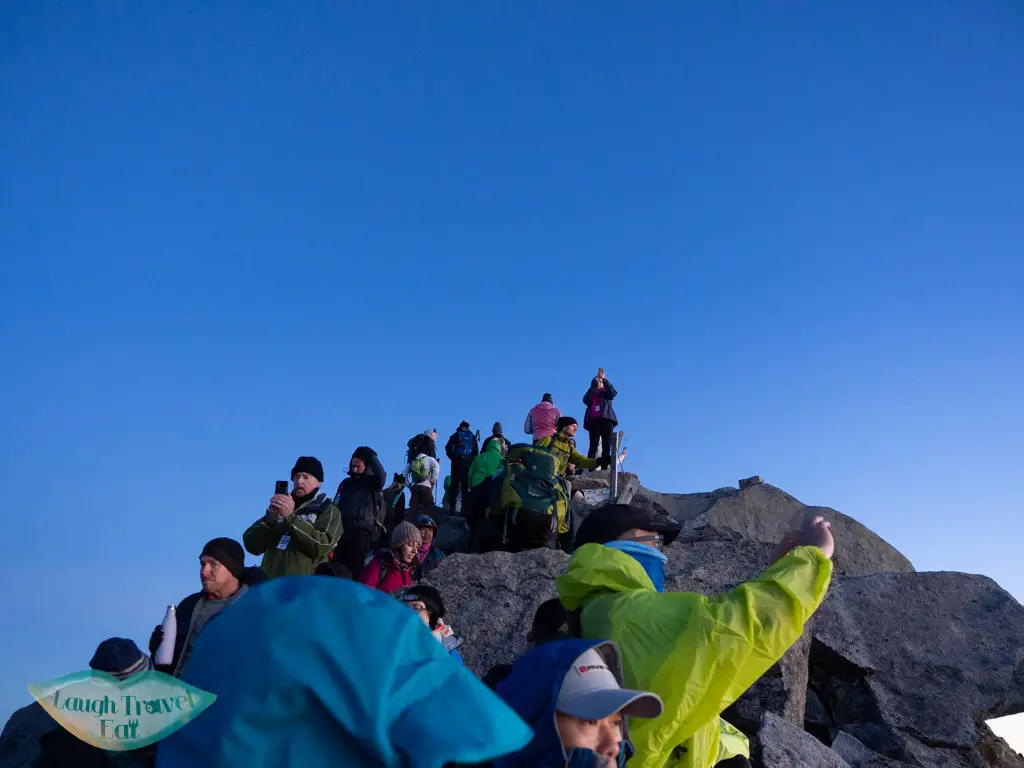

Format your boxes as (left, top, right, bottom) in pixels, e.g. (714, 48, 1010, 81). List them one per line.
(492, 422, 503, 435)
(556, 416, 578, 431)
(201, 537, 245, 579)
(542, 393, 554, 404)
(403, 584, 445, 628)
(574, 503, 682, 550)
(291, 456, 325, 482)
(89, 638, 153, 681)
(459, 420, 470, 430)
(351, 446, 377, 466)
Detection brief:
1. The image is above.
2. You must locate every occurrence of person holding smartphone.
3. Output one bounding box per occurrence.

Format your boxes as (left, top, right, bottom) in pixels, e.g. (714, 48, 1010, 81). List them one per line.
(583, 368, 619, 464)
(243, 456, 342, 579)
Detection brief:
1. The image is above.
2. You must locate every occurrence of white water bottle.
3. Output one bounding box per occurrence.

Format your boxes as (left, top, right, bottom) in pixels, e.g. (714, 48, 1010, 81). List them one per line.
(154, 605, 177, 666)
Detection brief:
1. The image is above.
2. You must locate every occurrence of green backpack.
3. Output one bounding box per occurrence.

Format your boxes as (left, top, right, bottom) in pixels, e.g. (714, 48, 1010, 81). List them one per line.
(498, 444, 564, 543)
(410, 456, 431, 484)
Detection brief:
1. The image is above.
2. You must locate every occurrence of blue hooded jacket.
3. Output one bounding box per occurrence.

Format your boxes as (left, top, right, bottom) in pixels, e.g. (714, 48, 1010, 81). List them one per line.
(156, 577, 532, 768)
(495, 639, 636, 768)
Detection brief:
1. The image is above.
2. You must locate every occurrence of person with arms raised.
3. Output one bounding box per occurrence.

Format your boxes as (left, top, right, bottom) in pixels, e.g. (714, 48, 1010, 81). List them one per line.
(557, 504, 835, 768)
(583, 368, 618, 463)
(243, 456, 342, 579)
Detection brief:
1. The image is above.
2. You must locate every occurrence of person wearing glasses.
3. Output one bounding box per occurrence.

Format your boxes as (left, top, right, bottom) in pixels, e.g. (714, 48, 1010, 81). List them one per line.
(557, 504, 835, 768)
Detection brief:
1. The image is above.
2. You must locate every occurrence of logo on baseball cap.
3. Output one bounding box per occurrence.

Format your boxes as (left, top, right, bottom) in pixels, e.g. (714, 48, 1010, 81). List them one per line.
(555, 644, 662, 721)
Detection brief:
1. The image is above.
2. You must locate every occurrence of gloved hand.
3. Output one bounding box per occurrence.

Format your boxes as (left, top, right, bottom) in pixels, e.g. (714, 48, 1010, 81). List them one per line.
(149, 625, 163, 656)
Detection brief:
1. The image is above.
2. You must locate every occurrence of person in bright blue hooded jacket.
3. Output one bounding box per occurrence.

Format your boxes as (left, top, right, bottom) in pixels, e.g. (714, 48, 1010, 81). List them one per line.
(155, 576, 532, 768)
(495, 639, 663, 768)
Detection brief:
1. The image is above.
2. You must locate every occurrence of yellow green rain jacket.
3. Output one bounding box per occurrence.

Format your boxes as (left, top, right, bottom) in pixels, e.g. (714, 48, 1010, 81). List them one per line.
(557, 544, 833, 768)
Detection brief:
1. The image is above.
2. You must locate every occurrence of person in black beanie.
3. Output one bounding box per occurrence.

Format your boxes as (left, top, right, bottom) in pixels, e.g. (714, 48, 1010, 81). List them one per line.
(243, 455, 343, 580)
(331, 445, 388, 580)
(150, 537, 266, 677)
(481, 422, 511, 457)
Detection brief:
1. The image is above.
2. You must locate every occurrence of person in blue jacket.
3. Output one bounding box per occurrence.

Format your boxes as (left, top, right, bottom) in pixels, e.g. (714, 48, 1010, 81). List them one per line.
(400, 584, 464, 664)
(495, 639, 663, 768)
(155, 577, 531, 767)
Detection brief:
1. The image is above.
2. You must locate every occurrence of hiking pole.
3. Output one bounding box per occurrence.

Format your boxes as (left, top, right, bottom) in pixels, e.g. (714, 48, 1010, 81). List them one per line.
(609, 431, 623, 502)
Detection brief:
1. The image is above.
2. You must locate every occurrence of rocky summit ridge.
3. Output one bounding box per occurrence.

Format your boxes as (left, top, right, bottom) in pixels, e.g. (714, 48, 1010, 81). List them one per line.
(2, 475, 1022, 768)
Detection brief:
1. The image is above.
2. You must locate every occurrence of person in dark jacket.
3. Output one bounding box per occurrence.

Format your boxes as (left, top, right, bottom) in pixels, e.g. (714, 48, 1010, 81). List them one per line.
(495, 639, 663, 768)
(332, 446, 387, 579)
(149, 538, 266, 677)
(583, 369, 619, 462)
(482, 422, 512, 457)
(445, 421, 479, 513)
(381, 473, 407, 535)
(33, 639, 156, 768)
(243, 456, 343, 578)
(412, 514, 445, 578)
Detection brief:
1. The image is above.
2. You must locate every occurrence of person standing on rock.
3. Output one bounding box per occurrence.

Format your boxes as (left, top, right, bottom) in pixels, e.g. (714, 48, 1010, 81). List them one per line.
(243, 456, 343, 579)
(445, 420, 479, 513)
(583, 368, 618, 463)
(332, 446, 388, 578)
(382, 473, 407, 535)
(405, 444, 440, 520)
(482, 422, 512, 457)
(557, 505, 835, 768)
(495, 639, 663, 768)
(525, 393, 561, 442)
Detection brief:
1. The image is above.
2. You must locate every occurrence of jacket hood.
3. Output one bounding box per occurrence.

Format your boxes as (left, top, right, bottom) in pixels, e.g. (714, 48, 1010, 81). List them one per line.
(556, 544, 656, 612)
(484, 439, 504, 455)
(158, 577, 532, 767)
(495, 639, 616, 768)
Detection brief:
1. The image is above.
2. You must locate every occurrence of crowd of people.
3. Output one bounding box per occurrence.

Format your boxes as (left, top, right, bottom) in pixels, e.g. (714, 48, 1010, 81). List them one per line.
(31, 370, 837, 768)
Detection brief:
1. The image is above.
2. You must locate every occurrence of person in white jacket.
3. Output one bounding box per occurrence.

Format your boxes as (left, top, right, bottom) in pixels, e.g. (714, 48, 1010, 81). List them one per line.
(404, 448, 440, 519)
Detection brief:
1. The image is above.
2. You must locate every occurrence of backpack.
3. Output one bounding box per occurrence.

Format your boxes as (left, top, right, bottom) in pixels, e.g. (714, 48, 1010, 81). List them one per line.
(453, 430, 476, 459)
(497, 444, 564, 548)
(410, 456, 431, 484)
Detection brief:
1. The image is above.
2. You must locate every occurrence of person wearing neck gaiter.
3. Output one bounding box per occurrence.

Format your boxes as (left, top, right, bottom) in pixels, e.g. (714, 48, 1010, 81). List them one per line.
(557, 504, 835, 768)
(244, 456, 342, 579)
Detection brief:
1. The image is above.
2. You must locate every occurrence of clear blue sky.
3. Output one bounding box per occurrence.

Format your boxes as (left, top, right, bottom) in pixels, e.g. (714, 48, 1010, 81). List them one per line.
(1, 3, 1021, 722)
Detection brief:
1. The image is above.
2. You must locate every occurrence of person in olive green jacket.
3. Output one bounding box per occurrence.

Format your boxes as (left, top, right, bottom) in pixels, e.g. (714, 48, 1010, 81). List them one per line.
(556, 504, 834, 768)
(534, 417, 610, 476)
(243, 456, 343, 579)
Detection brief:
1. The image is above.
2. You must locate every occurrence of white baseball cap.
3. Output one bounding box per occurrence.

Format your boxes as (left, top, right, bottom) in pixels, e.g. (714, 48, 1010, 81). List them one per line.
(555, 644, 662, 721)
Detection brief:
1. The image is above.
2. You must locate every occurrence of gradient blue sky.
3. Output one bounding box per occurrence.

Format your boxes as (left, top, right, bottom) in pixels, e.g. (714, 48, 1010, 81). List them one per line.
(2, 3, 1022, 723)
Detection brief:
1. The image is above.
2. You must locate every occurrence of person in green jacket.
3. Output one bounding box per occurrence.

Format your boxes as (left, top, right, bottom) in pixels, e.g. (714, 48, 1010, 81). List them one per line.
(556, 503, 835, 768)
(469, 436, 505, 489)
(243, 456, 343, 579)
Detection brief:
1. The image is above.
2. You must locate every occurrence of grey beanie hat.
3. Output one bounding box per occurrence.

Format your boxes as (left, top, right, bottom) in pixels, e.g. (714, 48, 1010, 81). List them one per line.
(391, 521, 423, 549)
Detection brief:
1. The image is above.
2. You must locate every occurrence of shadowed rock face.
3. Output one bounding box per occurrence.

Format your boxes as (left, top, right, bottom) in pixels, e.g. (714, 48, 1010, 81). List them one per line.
(3, 478, 1021, 768)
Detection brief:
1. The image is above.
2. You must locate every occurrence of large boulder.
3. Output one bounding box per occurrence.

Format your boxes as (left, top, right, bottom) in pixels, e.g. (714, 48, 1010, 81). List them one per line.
(754, 712, 850, 767)
(642, 482, 915, 578)
(810, 572, 1024, 766)
(830, 731, 915, 767)
(424, 548, 568, 677)
(0, 703, 51, 768)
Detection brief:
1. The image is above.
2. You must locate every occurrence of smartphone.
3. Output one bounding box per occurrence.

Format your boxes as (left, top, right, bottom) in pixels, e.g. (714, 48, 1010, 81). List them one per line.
(274, 480, 289, 495)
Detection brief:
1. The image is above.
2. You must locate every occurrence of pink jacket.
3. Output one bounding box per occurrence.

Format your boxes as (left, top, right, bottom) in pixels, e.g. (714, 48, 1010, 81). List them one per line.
(524, 402, 561, 440)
